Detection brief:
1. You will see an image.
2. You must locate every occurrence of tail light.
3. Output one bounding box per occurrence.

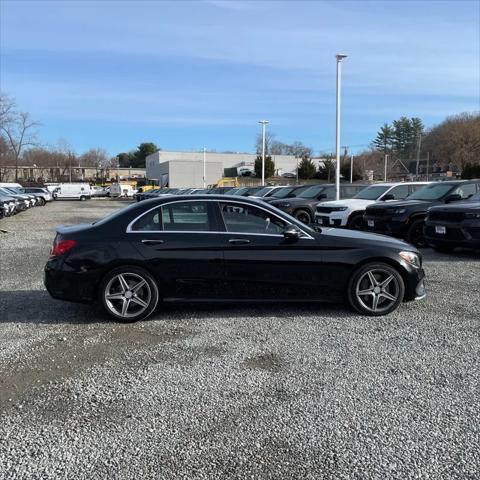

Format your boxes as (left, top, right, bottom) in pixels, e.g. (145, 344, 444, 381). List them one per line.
(50, 237, 77, 257)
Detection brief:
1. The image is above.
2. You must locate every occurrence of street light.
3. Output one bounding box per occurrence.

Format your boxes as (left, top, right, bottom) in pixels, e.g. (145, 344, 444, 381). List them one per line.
(258, 120, 269, 186)
(203, 147, 206, 188)
(335, 53, 347, 200)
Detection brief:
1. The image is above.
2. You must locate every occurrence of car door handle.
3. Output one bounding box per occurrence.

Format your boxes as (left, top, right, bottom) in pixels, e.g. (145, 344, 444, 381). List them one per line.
(228, 238, 250, 245)
(141, 239, 164, 245)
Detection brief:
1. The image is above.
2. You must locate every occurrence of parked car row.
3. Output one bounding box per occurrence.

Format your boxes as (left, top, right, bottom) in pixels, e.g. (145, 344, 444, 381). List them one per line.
(135, 180, 480, 251)
(0, 183, 52, 218)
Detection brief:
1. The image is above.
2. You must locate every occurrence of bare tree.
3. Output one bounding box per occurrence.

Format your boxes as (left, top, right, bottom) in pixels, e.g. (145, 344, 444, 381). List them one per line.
(0, 94, 40, 181)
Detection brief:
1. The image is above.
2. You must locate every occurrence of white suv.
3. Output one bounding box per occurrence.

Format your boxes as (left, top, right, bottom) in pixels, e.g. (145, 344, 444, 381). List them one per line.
(314, 182, 430, 229)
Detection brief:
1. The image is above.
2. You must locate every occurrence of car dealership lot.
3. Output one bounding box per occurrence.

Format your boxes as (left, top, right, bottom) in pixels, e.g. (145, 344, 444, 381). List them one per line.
(0, 201, 479, 479)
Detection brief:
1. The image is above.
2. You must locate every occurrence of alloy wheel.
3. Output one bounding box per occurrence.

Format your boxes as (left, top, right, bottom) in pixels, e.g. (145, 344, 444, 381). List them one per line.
(355, 268, 401, 314)
(104, 272, 152, 319)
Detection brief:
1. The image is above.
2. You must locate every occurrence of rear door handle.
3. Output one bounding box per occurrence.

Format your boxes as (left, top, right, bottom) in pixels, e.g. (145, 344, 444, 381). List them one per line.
(229, 238, 250, 245)
(141, 239, 164, 245)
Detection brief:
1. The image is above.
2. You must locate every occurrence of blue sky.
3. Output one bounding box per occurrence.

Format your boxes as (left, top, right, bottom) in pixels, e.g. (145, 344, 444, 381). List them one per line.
(1, 0, 479, 156)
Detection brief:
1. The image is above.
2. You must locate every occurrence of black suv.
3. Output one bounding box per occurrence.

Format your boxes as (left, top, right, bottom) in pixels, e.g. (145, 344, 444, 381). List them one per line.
(270, 183, 367, 224)
(424, 192, 480, 252)
(363, 180, 480, 246)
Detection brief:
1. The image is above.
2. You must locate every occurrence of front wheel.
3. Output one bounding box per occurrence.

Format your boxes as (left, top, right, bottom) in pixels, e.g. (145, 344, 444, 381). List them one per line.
(407, 218, 426, 246)
(347, 214, 364, 230)
(99, 266, 159, 322)
(347, 262, 405, 316)
(79, 195, 86, 201)
(38, 197, 46, 206)
(293, 209, 312, 224)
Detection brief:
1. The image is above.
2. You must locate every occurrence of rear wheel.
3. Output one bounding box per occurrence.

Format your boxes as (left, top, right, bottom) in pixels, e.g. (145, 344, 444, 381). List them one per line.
(407, 218, 426, 246)
(348, 262, 405, 316)
(79, 195, 86, 201)
(99, 266, 159, 322)
(38, 197, 46, 206)
(294, 209, 312, 224)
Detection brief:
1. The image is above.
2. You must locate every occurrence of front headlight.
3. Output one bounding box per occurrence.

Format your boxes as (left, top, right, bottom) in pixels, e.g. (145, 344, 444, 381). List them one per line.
(391, 208, 406, 215)
(465, 212, 480, 219)
(331, 206, 348, 211)
(277, 202, 291, 208)
(399, 251, 421, 268)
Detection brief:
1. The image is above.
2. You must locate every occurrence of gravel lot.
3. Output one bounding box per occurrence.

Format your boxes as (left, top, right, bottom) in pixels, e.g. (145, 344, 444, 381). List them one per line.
(0, 200, 479, 480)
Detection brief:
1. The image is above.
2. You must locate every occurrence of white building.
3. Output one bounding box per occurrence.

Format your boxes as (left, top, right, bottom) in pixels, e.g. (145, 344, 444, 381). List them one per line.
(145, 151, 301, 188)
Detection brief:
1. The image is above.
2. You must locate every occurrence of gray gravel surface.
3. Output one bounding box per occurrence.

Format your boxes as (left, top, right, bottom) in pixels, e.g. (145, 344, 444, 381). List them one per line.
(0, 200, 479, 480)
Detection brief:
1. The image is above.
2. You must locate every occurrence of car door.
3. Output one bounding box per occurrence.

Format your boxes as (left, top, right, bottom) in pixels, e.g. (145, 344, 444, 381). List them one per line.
(127, 200, 225, 299)
(215, 200, 325, 300)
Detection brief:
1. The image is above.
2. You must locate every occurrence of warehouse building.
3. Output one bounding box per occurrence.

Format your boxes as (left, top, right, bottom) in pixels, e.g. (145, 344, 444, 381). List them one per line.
(145, 151, 300, 188)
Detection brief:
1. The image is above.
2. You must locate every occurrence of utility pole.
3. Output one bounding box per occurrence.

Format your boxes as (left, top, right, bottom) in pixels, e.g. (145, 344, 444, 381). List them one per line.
(258, 120, 269, 186)
(296, 156, 299, 184)
(203, 147, 206, 188)
(350, 155, 354, 183)
(335, 54, 347, 200)
(426, 151, 430, 181)
(384, 154, 388, 182)
(415, 134, 422, 180)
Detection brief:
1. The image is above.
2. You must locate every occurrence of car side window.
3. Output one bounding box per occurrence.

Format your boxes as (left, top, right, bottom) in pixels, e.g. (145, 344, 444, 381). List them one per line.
(219, 202, 286, 235)
(131, 201, 210, 232)
(452, 183, 477, 199)
(161, 201, 210, 231)
(388, 185, 410, 199)
(131, 208, 162, 231)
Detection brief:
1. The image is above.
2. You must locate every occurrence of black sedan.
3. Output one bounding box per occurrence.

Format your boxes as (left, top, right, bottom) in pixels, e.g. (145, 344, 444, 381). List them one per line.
(44, 195, 426, 322)
(424, 192, 480, 252)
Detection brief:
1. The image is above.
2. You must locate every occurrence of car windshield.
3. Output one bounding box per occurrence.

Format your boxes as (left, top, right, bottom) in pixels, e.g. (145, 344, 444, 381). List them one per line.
(298, 185, 327, 199)
(353, 185, 391, 200)
(270, 186, 297, 198)
(254, 187, 274, 197)
(231, 187, 249, 195)
(407, 183, 454, 200)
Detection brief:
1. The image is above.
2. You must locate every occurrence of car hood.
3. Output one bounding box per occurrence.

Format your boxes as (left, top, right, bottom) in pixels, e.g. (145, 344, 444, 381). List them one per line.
(429, 201, 480, 211)
(320, 227, 413, 249)
(320, 198, 376, 209)
(371, 199, 431, 209)
(270, 197, 312, 206)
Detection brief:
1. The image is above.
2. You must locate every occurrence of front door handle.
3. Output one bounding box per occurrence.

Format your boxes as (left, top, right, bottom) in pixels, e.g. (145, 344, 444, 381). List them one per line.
(141, 239, 164, 245)
(229, 238, 250, 245)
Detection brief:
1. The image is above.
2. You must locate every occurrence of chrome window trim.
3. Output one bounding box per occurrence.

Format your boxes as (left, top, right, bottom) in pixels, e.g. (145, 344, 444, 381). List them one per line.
(126, 198, 314, 239)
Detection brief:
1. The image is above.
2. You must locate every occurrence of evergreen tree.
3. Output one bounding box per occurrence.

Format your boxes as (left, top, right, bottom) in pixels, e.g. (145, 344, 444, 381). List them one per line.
(297, 156, 317, 179)
(254, 155, 275, 179)
(373, 123, 394, 153)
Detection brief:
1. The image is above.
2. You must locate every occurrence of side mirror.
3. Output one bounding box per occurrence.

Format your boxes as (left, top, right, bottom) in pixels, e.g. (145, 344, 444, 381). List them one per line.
(381, 193, 395, 201)
(284, 224, 301, 241)
(445, 194, 462, 203)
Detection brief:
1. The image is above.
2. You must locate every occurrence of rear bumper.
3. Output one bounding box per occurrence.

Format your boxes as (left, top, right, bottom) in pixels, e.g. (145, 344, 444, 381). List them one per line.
(44, 261, 100, 303)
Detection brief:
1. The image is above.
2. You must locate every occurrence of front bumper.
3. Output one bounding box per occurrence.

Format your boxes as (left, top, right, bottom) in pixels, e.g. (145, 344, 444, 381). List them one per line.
(314, 214, 348, 227)
(363, 214, 409, 237)
(404, 266, 427, 302)
(424, 220, 480, 248)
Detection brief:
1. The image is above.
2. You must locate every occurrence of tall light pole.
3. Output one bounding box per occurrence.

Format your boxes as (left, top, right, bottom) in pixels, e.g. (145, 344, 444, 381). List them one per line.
(203, 147, 206, 188)
(258, 120, 269, 186)
(335, 53, 347, 200)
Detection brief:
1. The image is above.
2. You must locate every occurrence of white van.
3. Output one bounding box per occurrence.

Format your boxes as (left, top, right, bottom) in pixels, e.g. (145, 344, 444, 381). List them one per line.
(109, 183, 137, 198)
(53, 183, 92, 201)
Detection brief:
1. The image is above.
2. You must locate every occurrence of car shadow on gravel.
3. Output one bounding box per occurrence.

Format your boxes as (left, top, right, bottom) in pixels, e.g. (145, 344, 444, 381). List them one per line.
(0, 289, 360, 324)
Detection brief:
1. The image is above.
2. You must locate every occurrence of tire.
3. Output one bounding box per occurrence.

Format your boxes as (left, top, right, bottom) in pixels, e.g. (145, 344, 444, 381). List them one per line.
(99, 266, 159, 322)
(432, 245, 454, 253)
(80, 195, 86, 201)
(347, 214, 364, 230)
(407, 218, 427, 247)
(294, 209, 312, 224)
(38, 197, 46, 206)
(347, 262, 405, 316)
